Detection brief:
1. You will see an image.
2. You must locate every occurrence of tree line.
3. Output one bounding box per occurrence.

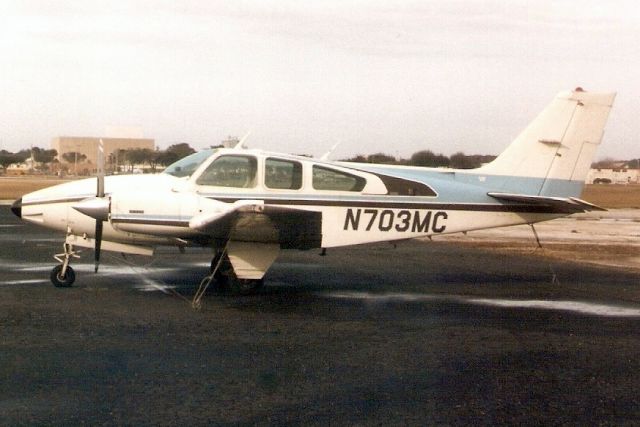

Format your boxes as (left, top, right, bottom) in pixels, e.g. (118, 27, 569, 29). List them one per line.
(0, 143, 196, 174)
(107, 143, 195, 173)
(341, 150, 497, 169)
(0, 148, 58, 169)
(4, 142, 637, 174)
(592, 158, 640, 169)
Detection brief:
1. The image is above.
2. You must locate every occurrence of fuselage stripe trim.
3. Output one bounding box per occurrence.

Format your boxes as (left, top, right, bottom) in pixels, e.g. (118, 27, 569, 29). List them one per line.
(206, 196, 577, 214)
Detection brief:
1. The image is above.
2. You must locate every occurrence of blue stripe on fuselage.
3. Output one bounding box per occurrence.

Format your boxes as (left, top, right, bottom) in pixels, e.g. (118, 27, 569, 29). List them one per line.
(350, 164, 584, 202)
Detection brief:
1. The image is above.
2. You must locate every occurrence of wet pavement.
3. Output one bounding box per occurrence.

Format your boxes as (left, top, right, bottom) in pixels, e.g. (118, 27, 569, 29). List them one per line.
(1, 206, 640, 425)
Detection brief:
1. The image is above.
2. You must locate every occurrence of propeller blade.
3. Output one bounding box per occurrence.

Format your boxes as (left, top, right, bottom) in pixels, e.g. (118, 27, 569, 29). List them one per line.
(95, 138, 105, 272)
(94, 220, 103, 273)
(97, 138, 105, 197)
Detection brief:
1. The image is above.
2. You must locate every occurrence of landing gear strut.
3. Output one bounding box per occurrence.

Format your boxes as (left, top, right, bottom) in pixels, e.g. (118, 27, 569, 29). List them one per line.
(51, 242, 80, 287)
(192, 248, 265, 309)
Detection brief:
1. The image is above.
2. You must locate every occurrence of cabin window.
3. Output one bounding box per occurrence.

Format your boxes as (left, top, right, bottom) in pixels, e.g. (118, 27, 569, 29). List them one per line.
(265, 158, 302, 190)
(312, 165, 366, 191)
(196, 155, 257, 188)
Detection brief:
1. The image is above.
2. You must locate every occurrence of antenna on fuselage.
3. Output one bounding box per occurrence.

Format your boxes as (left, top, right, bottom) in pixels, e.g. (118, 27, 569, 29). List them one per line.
(320, 141, 341, 161)
(233, 131, 252, 149)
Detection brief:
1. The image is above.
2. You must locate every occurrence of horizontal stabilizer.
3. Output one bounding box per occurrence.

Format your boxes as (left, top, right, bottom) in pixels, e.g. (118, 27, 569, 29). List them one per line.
(487, 192, 606, 213)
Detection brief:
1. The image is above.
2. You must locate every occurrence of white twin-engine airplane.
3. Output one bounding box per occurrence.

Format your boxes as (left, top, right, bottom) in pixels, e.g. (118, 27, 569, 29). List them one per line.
(11, 89, 615, 296)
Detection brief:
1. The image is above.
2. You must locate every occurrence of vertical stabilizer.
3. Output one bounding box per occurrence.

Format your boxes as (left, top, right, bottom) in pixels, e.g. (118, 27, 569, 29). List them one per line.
(478, 88, 616, 197)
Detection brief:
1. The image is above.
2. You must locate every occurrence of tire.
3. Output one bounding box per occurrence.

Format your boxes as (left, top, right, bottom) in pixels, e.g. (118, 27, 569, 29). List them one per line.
(50, 265, 75, 288)
(229, 278, 264, 296)
(211, 253, 264, 295)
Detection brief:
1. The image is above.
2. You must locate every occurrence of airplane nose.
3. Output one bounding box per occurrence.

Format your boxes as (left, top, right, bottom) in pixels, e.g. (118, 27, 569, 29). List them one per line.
(11, 197, 22, 218)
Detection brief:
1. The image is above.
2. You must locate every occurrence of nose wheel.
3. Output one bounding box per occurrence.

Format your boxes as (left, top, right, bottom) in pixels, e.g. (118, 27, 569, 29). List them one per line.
(51, 242, 80, 287)
(50, 264, 75, 288)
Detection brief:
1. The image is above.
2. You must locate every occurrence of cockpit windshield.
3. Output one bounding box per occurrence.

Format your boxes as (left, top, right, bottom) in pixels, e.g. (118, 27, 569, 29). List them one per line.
(163, 149, 216, 178)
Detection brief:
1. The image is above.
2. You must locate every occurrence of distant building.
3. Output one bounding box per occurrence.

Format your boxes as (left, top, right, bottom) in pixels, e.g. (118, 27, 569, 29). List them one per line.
(221, 136, 240, 148)
(5, 157, 37, 176)
(587, 164, 639, 184)
(51, 136, 155, 169)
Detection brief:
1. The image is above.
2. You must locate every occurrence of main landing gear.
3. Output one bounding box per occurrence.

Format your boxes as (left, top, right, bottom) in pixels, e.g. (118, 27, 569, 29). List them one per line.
(192, 250, 264, 309)
(51, 243, 80, 287)
(209, 251, 264, 295)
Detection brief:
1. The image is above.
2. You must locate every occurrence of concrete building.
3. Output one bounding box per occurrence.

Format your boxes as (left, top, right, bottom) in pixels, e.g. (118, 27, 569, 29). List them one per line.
(51, 136, 155, 168)
(587, 165, 639, 184)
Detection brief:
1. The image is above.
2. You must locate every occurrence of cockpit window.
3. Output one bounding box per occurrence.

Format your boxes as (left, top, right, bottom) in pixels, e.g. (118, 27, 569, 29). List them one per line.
(163, 149, 215, 178)
(265, 158, 302, 190)
(196, 155, 257, 188)
(312, 165, 366, 191)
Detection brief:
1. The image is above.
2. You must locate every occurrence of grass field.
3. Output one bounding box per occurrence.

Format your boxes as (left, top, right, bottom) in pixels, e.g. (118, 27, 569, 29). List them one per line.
(0, 177, 77, 200)
(1, 176, 639, 209)
(581, 184, 640, 209)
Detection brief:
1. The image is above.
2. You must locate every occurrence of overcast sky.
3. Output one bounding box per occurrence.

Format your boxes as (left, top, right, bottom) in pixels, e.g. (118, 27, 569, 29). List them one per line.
(1, 0, 638, 160)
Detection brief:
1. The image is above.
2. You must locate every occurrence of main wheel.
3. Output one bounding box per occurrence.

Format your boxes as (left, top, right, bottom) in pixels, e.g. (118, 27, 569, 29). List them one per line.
(50, 265, 75, 288)
(229, 278, 264, 296)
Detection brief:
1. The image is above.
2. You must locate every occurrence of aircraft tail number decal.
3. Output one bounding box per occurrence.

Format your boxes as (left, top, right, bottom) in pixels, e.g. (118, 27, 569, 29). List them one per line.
(343, 208, 447, 233)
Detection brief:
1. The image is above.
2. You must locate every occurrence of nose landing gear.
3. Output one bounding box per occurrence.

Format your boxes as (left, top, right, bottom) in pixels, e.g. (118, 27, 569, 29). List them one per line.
(51, 242, 80, 287)
(50, 264, 75, 288)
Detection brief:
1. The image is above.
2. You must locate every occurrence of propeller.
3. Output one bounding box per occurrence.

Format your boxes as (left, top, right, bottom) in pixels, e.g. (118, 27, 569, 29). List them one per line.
(94, 138, 105, 272)
(72, 139, 109, 272)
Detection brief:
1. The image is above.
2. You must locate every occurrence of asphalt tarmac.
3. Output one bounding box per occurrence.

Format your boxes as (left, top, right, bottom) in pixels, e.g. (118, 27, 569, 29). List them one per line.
(1, 205, 640, 425)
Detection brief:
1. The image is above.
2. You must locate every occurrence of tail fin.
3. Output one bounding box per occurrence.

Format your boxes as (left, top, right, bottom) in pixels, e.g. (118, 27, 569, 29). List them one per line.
(478, 88, 616, 197)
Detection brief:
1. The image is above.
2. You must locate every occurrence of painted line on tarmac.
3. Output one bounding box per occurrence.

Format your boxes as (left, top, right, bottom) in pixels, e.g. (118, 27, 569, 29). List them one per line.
(468, 298, 640, 317)
(321, 291, 640, 317)
(135, 276, 177, 294)
(0, 279, 49, 286)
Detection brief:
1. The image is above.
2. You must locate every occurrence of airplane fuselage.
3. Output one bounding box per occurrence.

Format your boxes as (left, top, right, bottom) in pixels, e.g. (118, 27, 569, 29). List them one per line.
(15, 149, 568, 252)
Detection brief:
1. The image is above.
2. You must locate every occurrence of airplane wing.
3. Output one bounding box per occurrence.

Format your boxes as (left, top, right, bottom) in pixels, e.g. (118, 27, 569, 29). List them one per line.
(189, 202, 322, 249)
(487, 192, 606, 213)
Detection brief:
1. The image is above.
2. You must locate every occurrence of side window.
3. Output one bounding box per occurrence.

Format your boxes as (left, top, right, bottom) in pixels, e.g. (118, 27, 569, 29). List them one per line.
(312, 165, 366, 191)
(196, 155, 257, 188)
(265, 158, 302, 190)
